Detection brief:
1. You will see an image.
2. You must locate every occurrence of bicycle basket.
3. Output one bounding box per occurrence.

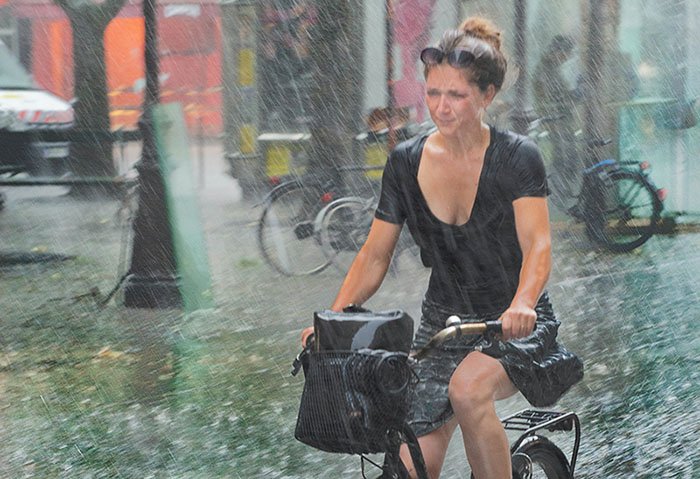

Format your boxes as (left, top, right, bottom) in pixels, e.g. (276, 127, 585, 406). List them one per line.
(294, 349, 413, 454)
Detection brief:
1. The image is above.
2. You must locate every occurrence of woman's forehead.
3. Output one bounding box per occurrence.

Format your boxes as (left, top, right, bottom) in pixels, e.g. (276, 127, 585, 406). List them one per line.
(426, 64, 475, 88)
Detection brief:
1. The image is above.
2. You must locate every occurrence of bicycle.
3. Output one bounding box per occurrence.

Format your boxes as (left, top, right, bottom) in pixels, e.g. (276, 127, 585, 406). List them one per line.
(257, 117, 431, 276)
(314, 167, 419, 274)
(257, 175, 339, 276)
(528, 116, 665, 252)
(257, 165, 418, 276)
(292, 317, 580, 479)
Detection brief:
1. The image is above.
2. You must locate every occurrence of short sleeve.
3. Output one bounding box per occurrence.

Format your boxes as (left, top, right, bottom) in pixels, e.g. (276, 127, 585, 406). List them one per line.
(374, 148, 407, 224)
(502, 139, 549, 201)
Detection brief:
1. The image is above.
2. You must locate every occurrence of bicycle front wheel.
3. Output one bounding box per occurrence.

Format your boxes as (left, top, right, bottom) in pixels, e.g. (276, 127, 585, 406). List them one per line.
(584, 169, 662, 252)
(512, 436, 571, 479)
(257, 180, 331, 276)
(318, 197, 374, 274)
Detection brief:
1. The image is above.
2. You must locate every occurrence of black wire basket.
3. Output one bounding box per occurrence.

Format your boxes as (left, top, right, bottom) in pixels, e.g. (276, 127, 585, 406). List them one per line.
(294, 349, 413, 454)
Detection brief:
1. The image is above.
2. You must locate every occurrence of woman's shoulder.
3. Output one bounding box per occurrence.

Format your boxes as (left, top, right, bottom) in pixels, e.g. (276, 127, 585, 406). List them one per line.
(392, 132, 430, 159)
(489, 125, 540, 162)
(491, 125, 535, 149)
(387, 132, 429, 171)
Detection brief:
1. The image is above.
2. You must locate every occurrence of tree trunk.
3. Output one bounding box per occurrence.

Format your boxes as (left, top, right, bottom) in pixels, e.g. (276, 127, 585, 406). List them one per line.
(307, 0, 364, 190)
(69, 13, 113, 179)
(55, 0, 126, 189)
(581, 0, 619, 164)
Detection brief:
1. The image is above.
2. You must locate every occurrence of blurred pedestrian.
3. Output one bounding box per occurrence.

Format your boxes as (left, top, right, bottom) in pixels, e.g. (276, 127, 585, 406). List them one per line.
(533, 34, 582, 209)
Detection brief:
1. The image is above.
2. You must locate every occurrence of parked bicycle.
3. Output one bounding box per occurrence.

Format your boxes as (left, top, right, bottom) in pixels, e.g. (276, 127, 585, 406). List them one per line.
(529, 116, 666, 252)
(257, 167, 419, 276)
(292, 316, 580, 479)
(257, 174, 340, 276)
(315, 166, 419, 274)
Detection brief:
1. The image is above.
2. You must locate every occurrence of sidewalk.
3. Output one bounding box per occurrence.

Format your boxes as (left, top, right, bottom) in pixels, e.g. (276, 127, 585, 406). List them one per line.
(2, 142, 699, 477)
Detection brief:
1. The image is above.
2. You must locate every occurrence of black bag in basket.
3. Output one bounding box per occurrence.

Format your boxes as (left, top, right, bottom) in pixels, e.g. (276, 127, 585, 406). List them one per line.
(294, 309, 415, 454)
(313, 308, 414, 353)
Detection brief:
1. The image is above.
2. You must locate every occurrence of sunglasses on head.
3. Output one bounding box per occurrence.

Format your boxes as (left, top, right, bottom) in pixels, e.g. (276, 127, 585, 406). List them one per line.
(420, 47, 477, 68)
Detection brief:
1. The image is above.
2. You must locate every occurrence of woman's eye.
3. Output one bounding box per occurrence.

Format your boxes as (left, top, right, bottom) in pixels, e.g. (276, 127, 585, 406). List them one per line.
(448, 92, 467, 99)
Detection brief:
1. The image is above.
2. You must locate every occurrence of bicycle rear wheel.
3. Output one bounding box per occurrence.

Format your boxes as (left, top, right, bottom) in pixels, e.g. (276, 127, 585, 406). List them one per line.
(318, 197, 374, 274)
(584, 169, 662, 252)
(257, 180, 331, 276)
(511, 436, 571, 479)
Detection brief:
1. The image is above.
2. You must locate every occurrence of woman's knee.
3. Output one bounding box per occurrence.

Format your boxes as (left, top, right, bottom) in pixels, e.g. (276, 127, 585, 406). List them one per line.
(447, 372, 492, 416)
(448, 353, 512, 418)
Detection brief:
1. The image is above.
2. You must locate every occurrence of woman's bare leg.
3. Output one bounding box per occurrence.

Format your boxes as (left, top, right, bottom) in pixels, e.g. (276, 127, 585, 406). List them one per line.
(448, 352, 518, 479)
(399, 418, 458, 479)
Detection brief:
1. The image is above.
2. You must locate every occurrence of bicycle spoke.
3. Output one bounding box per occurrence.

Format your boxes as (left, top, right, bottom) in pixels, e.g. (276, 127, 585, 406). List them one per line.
(319, 198, 374, 274)
(587, 170, 661, 252)
(266, 208, 293, 272)
(258, 182, 331, 276)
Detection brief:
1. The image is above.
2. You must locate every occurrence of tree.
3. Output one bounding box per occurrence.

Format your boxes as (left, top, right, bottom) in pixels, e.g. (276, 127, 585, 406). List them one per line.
(54, 0, 126, 181)
(306, 0, 364, 188)
(580, 0, 619, 163)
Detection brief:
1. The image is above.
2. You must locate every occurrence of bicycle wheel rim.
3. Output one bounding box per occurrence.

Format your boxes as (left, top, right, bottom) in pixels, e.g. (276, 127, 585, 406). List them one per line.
(513, 436, 571, 479)
(586, 170, 662, 252)
(257, 182, 331, 276)
(319, 198, 373, 274)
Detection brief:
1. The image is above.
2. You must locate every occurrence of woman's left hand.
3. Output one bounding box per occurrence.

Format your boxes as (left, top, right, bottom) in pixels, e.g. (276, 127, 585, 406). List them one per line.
(499, 304, 537, 341)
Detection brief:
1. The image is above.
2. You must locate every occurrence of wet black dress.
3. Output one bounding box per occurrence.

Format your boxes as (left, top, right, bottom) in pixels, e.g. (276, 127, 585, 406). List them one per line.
(375, 126, 583, 436)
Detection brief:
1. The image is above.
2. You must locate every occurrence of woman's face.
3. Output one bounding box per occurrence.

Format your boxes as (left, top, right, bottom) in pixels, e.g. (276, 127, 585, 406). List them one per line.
(425, 64, 494, 136)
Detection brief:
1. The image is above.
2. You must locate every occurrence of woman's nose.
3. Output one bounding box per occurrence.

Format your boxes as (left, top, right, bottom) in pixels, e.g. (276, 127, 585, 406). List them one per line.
(437, 95, 451, 113)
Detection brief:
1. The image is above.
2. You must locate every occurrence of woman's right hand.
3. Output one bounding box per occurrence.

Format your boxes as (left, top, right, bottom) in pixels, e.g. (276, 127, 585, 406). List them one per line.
(301, 326, 314, 348)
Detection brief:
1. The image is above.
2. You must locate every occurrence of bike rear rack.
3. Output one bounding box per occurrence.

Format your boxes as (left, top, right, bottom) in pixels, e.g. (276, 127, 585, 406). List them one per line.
(502, 409, 580, 477)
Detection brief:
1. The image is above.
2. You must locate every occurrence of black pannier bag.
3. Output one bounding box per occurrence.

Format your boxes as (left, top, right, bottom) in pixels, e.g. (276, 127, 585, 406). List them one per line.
(313, 308, 414, 353)
(294, 309, 415, 454)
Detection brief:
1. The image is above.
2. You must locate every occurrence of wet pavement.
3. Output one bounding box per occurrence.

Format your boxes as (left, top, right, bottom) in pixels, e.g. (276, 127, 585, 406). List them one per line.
(1, 144, 698, 478)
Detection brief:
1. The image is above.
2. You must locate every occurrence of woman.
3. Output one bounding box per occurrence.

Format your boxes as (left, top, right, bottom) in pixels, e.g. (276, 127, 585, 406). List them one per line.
(302, 17, 580, 479)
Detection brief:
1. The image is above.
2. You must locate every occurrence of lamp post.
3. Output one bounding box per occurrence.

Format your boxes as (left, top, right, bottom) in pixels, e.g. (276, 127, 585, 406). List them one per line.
(123, 0, 182, 308)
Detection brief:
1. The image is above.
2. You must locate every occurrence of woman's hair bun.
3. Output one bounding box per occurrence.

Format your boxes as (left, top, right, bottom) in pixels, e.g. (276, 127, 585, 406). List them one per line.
(459, 17, 502, 51)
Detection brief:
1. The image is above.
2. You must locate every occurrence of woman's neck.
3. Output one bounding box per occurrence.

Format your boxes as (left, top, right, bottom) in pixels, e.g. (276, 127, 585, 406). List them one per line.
(437, 122, 490, 159)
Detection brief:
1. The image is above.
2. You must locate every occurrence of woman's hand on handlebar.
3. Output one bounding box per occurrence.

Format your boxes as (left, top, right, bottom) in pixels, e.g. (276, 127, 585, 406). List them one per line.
(499, 304, 537, 341)
(300, 326, 315, 348)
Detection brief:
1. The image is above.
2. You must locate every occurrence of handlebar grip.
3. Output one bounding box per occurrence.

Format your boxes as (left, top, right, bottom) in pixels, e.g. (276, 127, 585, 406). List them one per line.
(302, 333, 315, 351)
(484, 320, 502, 334)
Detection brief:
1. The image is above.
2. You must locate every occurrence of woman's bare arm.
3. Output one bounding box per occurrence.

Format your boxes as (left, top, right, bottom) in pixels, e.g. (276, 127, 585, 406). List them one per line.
(300, 218, 402, 346)
(330, 218, 402, 310)
(499, 196, 552, 340)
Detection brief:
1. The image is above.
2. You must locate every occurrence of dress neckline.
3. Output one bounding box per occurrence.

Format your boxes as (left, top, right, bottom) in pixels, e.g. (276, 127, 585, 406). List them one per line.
(414, 126, 495, 228)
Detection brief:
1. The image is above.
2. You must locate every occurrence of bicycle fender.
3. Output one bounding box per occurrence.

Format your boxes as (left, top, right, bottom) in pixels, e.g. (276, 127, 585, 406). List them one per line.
(256, 179, 303, 208)
(312, 196, 372, 237)
(583, 158, 617, 175)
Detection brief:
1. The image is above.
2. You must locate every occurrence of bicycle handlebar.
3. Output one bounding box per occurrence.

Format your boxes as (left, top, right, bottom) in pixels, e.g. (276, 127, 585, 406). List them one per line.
(291, 318, 502, 375)
(411, 319, 502, 361)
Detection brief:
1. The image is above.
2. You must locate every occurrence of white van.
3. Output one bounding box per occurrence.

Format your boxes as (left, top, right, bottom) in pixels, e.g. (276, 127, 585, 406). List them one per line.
(0, 39, 74, 176)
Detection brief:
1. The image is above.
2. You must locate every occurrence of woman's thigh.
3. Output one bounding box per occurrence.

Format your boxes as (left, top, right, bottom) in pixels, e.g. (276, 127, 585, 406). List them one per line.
(450, 352, 518, 405)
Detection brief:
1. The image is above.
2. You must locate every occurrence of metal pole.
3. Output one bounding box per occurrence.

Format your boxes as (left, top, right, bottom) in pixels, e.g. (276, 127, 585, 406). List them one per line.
(385, 0, 396, 151)
(510, 0, 529, 135)
(123, 0, 182, 308)
(582, 0, 607, 164)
